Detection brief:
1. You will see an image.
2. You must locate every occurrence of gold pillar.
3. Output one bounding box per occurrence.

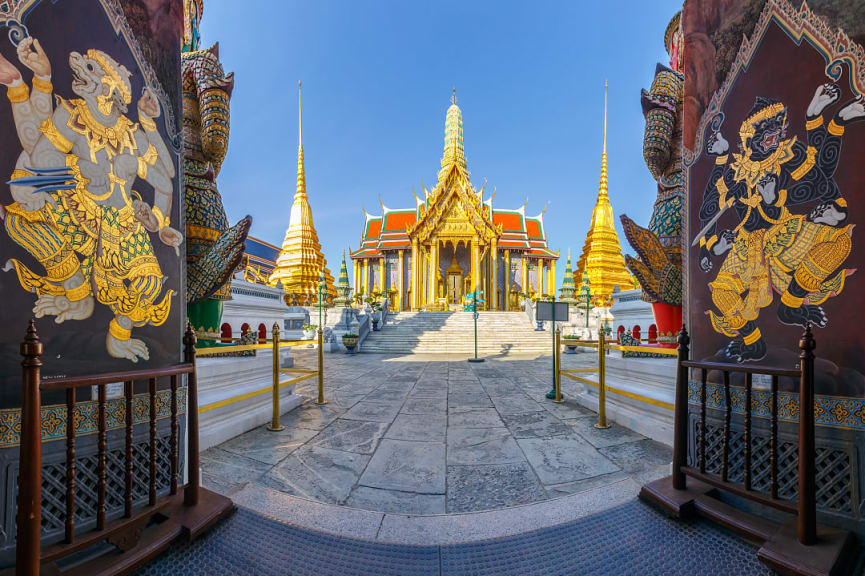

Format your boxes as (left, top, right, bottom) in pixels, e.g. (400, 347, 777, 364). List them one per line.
(490, 238, 497, 310)
(397, 249, 404, 311)
(411, 239, 418, 310)
(551, 259, 557, 298)
(521, 255, 528, 296)
(362, 259, 368, 296)
(430, 238, 439, 304)
(504, 250, 510, 311)
(379, 256, 386, 303)
(471, 240, 479, 294)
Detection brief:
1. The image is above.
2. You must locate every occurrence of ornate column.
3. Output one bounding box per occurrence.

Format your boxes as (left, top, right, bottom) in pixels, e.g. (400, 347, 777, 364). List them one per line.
(504, 250, 510, 311)
(431, 237, 439, 303)
(362, 259, 368, 297)
(551, 259, 557, 298)
(489, 237, 497, 310)
(521, 255, 528, 296)
(409, 239, 419, 310)
(471, 239, 479, 294)
(379, 256, 386, 305)
(397, 249, 404, 311)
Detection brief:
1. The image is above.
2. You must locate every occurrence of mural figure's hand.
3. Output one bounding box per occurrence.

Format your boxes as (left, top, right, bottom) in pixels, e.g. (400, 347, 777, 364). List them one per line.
(706, 131, 729, 156)
(712, 230, 735, 256)
(17, 189, 57, 212)
(757, 174, 777, 205)
(159, 226, 183, 256)
(699, 245, 713, 273)
(137, 88, 161, 120)
(810, 201, 847, 226)
(17, 37, 50, 78)
(807, 83, 840, 118)
(132, 199, 160, 232)
(0, 51, 22, 86)
(838, 95, 865, 124)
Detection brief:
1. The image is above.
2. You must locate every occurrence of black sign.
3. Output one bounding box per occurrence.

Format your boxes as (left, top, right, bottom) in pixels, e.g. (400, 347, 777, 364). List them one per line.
(536, 302, 569, 322)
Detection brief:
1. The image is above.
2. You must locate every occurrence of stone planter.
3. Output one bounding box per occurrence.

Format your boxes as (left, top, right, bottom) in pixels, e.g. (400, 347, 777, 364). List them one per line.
(562, 338, 580, 354)
(371, 312, 381, 331)
(342, 335, 359, 354)
(302, 329, 316, 340)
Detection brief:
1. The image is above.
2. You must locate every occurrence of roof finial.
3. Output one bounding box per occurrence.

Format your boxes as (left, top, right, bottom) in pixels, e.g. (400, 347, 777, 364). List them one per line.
(298, 79, 303, 148)
(603, 79, 607, 155)
(452, 87, 457, 105)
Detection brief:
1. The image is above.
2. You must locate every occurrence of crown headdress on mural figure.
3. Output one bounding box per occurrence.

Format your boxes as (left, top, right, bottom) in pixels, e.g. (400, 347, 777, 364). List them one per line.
(87, 49, 132, 114)
(574, 81, 638, 308)
(183, 0, 204, 52)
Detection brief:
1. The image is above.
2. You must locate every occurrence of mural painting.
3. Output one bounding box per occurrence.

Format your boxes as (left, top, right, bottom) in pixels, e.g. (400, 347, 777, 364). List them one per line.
(0, 0, 183, 406)
(686, 0, 865, 400)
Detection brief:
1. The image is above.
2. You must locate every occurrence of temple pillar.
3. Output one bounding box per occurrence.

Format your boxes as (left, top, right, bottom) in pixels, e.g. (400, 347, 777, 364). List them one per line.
(490, 238, 497, 310)
(430, 237, 439, 304)
(411, 239, 418, 309)
(379, 256, 386, 302)
(504, 250, 510, 311)
(362, 259, 368, 297)
(521, 255, 528, 297)
(551, 259, 557, 298)
(397, 249, 404, 311)
(471, 239, 479, 294)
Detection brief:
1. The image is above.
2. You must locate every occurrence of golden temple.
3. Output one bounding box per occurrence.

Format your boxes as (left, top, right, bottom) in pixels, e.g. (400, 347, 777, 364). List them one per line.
(574, 82, 638, 307)
(269, 81, 336, 305)
(351, 91, 559, 311)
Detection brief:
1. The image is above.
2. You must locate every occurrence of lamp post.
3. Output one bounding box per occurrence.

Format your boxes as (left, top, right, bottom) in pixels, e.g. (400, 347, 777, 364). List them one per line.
(316, 269, 326, 404)
(468, 286, 484, 363)
(580, 274, 592, 329)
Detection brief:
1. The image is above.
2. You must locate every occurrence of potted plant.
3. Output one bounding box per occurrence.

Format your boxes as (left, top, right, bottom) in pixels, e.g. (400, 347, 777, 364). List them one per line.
(302, 323, 317, 340)
(562, 333, 581, 354)
(342, 333, 359, 354)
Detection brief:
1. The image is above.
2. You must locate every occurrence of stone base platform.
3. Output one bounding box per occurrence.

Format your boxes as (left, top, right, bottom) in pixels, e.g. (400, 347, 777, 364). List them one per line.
(198, 348, 302, 451)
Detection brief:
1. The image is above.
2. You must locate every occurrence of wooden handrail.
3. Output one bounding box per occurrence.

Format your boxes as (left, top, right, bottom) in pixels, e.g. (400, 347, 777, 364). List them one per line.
(39, 363, 194, 391)
(15, 319, 202, 575)
(671, 324, 818, 546)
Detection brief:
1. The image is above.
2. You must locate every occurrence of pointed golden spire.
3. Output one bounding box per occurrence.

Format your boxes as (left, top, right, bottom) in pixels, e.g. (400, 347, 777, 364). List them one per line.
(574, 81, 636, 307)
(268, 80, 335, 304)
(599, 79, 608, 199)
(296, 79, 306, 199)
(438, 88, 467, 183)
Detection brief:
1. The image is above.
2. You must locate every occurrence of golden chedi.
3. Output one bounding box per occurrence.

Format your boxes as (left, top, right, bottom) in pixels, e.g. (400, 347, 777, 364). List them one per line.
(269, 81, 335, 305)
(574, 82, 638, 307)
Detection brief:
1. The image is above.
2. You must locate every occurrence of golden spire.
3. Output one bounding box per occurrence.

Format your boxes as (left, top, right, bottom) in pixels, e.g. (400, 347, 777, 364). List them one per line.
(574, 81, 637, 308)
(269, 80, 335, 304)
(438, 88, 467, 183)
(296, 79, 306, 199)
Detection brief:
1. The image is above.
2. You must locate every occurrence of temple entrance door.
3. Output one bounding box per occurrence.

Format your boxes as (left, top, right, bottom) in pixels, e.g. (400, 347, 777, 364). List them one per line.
(445, 251, 464, 305)
(447, 273, 462, 304)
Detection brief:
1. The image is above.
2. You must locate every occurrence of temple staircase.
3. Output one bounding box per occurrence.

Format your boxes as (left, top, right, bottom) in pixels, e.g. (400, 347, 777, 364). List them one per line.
(360, 311, 554, 355)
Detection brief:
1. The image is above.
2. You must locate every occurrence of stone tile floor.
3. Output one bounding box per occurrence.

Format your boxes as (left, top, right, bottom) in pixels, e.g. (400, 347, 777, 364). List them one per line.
(201, 349, 672, 515)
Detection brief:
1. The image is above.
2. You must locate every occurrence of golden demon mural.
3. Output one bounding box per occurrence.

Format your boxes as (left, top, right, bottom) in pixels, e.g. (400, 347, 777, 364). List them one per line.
(0, 31, 180, 362)
(696, 88, 863, 362)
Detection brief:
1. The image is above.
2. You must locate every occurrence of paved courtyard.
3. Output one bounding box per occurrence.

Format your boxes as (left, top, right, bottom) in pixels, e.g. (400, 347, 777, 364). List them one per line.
(201, 349, 672, 515)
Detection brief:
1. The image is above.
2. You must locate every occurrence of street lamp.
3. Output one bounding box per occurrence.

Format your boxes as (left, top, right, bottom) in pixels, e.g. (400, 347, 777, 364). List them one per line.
(316, 269, 326, 404)
(468, 285, 484, 363)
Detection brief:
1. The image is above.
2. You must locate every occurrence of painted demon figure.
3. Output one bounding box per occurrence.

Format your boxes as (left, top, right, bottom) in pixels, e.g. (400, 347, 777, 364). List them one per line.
(697, 84, 864, 362)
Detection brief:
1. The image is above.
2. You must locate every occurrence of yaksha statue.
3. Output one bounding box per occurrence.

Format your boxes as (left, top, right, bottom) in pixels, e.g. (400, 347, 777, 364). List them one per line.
(182, 0, 251, 338)
(0, 37, 179, 362)
(620, 12, 684, 331)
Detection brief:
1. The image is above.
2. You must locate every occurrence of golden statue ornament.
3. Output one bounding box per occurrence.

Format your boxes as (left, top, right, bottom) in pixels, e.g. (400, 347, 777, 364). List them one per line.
(0, 37, 181, 362)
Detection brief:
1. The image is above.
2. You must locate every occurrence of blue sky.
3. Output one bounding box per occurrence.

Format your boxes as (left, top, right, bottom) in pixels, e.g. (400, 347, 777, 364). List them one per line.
(200, 0, 682, 288)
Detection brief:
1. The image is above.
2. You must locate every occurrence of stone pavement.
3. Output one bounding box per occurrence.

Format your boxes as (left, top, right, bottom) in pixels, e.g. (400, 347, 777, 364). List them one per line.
(201, 349, 672, 515)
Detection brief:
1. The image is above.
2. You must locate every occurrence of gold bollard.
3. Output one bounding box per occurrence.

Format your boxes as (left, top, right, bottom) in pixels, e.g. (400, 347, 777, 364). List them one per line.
(595, 330, 610, 429)
(268, 322, 285, 431)
(316, 327, 326, 404)
(554, 328, 564, 403)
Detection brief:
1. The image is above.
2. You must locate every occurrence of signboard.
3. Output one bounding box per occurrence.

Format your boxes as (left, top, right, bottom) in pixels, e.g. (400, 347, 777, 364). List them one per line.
(536, 301, 569, 322)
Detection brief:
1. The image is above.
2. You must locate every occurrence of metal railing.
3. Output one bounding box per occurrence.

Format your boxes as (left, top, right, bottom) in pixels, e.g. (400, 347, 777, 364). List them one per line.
(556, 332, 678, 428)
(195, 323, 325, 425)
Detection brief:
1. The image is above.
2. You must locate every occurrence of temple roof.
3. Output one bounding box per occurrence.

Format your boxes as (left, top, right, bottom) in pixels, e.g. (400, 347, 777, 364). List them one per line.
(573, 82, 638, 307)
(351, 91, 557, 261)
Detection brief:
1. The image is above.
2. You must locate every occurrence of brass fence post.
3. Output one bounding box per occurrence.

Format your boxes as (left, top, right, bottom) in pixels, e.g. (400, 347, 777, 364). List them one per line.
(554, 327, 564, 403)
(595, 330, 610, 429)
(268, 322, 285, 431)
(672, 325, 690, 490)
(316, 327, 326, 404)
